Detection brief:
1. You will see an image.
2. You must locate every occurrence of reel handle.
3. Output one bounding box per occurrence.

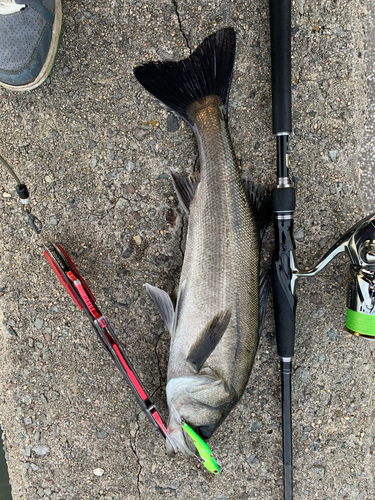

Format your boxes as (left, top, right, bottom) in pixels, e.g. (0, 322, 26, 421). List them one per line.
(270, 0, 292, 135)
(295, 213, 375, 277)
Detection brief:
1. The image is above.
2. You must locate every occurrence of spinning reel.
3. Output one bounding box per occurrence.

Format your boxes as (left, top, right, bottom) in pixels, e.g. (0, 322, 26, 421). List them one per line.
(295, 213, 375, 339)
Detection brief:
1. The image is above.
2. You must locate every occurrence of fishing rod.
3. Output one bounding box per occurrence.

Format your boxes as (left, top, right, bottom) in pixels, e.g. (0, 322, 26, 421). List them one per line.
(269, 0, 295, 498)
(269, 2, 375, 498)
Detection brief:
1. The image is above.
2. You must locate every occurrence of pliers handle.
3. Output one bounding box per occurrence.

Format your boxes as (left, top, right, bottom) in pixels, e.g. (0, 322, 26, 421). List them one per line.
(44, 242, 177, 454)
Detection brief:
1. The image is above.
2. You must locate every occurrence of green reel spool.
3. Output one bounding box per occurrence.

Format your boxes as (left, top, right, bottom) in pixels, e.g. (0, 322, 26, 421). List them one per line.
(345, 309, 375, 339)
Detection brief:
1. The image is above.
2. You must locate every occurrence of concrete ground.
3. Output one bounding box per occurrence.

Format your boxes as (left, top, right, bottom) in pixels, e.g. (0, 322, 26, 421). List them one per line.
(359, 0, 375, 214)
(0, 0, 373, 499)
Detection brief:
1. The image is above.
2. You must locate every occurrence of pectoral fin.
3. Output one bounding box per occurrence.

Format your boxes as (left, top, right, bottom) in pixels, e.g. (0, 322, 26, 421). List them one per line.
(145, 283, 174, 334)
(186, 310, 231, 373)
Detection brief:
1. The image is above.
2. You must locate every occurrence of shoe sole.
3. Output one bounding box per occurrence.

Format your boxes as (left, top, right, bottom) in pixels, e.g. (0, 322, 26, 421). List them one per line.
(0, 0, 62, 91)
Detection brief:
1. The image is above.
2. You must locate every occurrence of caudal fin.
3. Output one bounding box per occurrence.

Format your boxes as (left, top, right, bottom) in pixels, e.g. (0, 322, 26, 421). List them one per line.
(134, 28, 236, 125)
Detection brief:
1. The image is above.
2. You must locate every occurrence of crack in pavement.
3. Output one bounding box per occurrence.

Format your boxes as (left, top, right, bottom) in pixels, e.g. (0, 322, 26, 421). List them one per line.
(172, 0, 191, 52)
(129, 420, 142, 500)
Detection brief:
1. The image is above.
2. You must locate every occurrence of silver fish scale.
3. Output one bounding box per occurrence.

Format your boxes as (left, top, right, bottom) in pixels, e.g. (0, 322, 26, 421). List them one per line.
(168, 96, 260, 410)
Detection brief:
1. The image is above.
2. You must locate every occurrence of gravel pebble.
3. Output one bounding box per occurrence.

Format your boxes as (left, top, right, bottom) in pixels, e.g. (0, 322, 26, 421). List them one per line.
(327, 328, 338, 341)
(295, 368, 311, 382)
(116, 198, 128, 210)
(246, 454, 260, 466)
(32, 445, 50, 456)
(329, 150, 339, 162)
(167, 114, 179, 132)
(48, 216, 58, 226)
(89, 158, 98, 168)
(294, 227, 304, 241)
(121, 246, 133, 259)
(251, 422, 260, 433)
(34, 318, 44, 330)
(125, 160, 136, 173)
(313, 467, 325, 478)
(133, 128, 149, 141)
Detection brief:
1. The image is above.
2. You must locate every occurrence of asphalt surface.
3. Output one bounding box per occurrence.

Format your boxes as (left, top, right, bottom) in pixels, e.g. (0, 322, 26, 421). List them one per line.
(0, 1, 374, 500)
(359, 0, 375, 214)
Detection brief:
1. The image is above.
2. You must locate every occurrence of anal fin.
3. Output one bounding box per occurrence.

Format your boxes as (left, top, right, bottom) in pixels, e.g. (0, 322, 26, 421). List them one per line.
(258, 265, 271, 337)
(186, 310, 231, 373)
(171, 171, 200, 215)
(242, 181, 271, 241)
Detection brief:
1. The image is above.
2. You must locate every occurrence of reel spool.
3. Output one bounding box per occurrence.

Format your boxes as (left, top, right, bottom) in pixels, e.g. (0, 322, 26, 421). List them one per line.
(346, 240, 375, 339)
(295, 214, 375, 339)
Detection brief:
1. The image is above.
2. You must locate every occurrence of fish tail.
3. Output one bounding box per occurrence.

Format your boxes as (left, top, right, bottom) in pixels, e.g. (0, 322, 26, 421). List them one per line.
(134, 28, 236, 125)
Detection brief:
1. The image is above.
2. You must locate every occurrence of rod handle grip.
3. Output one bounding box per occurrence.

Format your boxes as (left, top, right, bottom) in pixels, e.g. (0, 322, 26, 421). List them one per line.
(271, 187, 296, 358)
(270, 0, 292, 135)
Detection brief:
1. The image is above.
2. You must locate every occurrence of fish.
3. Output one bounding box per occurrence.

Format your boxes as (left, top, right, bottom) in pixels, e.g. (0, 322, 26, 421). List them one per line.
(134, 28, 269, 457)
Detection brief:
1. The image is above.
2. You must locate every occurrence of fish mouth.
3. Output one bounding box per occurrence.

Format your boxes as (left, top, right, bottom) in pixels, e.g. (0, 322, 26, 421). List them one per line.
(166, 424, 197, 458)
(166, 420, 216, 457)
(165, 375, 228, 457)
(166, 400, 196, 458)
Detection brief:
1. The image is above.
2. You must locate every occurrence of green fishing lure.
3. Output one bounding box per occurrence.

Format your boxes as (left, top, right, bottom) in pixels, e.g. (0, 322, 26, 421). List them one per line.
(182, 423, 220, 474)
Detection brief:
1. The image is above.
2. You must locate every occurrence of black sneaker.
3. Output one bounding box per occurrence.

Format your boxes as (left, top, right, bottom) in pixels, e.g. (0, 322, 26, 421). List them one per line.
(0, 0, 61, 91)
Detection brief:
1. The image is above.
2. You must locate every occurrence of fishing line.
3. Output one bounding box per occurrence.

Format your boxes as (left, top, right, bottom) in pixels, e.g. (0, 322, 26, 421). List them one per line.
(351, 370, 375, 500)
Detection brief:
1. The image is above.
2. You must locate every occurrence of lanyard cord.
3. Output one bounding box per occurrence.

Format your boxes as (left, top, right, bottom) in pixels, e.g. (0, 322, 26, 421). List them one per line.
(0, 151, 43, 235)
(0, 153, 22, 185)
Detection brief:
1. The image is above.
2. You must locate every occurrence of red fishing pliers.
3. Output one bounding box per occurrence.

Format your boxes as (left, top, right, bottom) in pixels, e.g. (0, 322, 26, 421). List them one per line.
(44, 242, 177, 453)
